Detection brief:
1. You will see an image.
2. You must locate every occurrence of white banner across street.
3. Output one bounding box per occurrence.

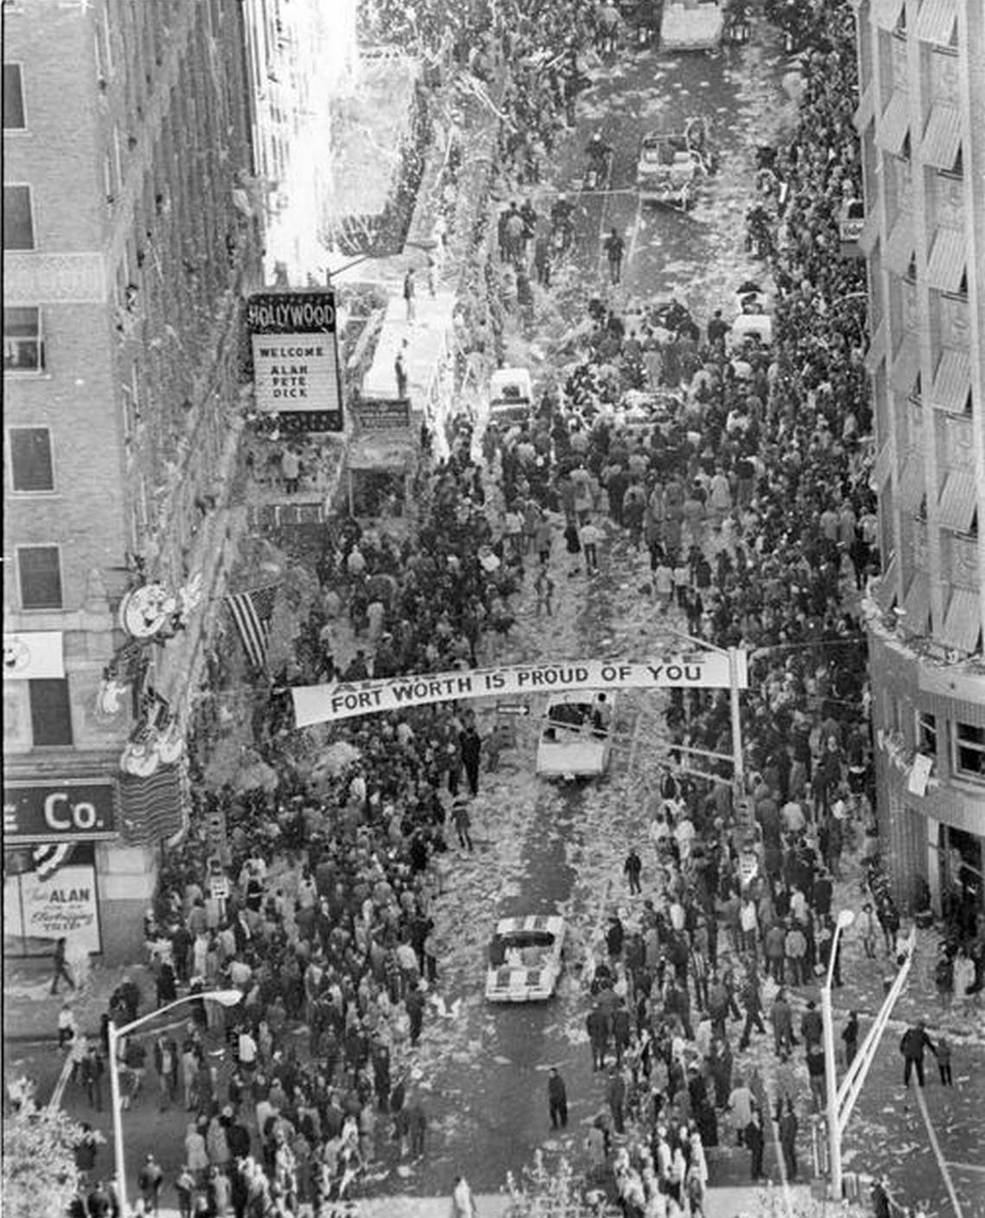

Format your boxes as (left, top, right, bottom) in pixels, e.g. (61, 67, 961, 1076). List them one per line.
(292, 653, 748, 727)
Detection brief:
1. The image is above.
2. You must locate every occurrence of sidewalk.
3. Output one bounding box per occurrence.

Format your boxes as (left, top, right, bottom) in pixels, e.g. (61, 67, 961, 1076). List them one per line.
(3, 955, 152, 1043)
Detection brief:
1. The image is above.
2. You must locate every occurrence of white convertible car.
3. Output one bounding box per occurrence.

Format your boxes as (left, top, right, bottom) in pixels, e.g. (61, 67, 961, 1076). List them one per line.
(484, 915, 566, 1003)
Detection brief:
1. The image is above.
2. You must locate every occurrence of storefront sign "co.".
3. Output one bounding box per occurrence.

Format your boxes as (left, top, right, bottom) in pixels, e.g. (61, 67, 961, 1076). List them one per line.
(3, 781, 118, 843)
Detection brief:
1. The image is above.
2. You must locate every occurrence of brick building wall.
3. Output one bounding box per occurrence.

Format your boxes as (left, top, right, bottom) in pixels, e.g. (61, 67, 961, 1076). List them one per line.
(3, 0, 261, 961)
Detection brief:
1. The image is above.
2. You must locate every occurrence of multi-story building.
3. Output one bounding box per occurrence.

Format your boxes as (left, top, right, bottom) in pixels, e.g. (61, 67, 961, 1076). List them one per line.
(241, 0, 358, 282)
(3, 0, 261, 959)
(853, 0, 985, 923)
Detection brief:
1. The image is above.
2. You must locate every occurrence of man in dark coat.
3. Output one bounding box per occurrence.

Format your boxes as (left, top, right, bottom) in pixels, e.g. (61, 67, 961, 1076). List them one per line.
(547, 1067, 568, 1128)
(586, 1003, 609, 1071)
(623, 848, 643, 895)
(459, 725, 482, 796)
(745, 1108, 765, 1180)
(606, 1068, 626, 1134)
(900, 1021, 936, 1087)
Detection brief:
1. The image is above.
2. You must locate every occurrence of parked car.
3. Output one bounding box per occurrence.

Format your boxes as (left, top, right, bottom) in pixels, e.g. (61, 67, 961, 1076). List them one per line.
(485, 914, 566, 1003)
(536, 690, 614, 780)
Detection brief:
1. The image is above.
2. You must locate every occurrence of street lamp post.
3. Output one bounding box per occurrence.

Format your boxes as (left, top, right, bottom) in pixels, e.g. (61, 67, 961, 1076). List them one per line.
(822, 909, 855, 1199)
(107, 989, 241, 1214)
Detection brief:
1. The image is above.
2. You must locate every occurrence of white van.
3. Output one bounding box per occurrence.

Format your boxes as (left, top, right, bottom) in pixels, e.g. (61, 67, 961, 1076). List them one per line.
(535, 691, 614, 780)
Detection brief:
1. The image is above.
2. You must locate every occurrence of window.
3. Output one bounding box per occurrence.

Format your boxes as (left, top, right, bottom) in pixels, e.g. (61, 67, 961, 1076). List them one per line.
(954, 722, 985, 780)
(3, 306, 43, 371)
(3, 184, 34, 249)
(917, 711, 937, 755)
(3, 63, 25, 128)
(8, 426, 54, 491)
(28, 678, 73, 747)
(17, 544, 62, 609)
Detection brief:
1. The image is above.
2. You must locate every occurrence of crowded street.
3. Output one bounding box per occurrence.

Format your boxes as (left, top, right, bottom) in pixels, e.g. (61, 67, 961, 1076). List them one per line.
(3, 3, 985, 1218)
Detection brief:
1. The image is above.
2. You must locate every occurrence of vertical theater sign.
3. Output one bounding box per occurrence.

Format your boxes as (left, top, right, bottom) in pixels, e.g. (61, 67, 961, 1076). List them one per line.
(247, 290, 344, 433)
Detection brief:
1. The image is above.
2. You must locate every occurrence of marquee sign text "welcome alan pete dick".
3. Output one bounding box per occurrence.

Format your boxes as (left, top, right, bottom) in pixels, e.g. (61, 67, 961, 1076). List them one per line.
(292, 654, 748, 727)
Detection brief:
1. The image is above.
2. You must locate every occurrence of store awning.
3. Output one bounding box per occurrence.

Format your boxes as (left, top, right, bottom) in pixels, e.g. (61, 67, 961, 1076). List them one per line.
(863, 319, 887, 372)
(876, 90, 910, 156)
(853, 84, 876, 133)
(347, 433, 418, 471)
(940, 588, 981, 654)
(873, 554, 899, 612)
(914, 0, 956, 45)
(902, 570, 931, 633)
(873, 0, 904, 29)
(926, 227, 966, 293)
(890, 340, 921, 397)
(932, 348, 971, 412)
(898, 456, 925, 511)
(937, 470, 978, 533)
(884, 214, 915, 275)
(922, 103, 961, 170)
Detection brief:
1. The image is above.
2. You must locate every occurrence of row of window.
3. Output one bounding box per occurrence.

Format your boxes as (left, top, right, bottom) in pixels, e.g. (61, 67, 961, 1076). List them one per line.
(914, 710, 985, 782)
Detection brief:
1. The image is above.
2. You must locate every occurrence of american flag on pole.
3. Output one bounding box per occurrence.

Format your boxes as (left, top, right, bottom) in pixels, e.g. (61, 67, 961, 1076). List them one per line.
(225, 585, 278, 670)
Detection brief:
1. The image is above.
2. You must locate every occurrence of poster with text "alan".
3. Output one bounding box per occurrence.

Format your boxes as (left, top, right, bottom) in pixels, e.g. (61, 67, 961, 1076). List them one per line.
(3, 851, 102, 957)
(247, 292, 344, 431)
(292, 654, 748, 727)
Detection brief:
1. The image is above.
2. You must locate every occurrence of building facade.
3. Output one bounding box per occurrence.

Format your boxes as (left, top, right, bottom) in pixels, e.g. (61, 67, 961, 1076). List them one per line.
(853, 0, 985, 921)
(3, 0, 261, 959)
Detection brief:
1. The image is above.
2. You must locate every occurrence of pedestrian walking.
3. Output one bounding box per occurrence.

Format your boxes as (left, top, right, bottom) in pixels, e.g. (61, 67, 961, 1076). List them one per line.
(603, 227, 625, 284)
(859, 903, 878, 958)
(80, 1045, 105, 1111)
(50, 937, 76, 995)
(900, 1021, 936, 1088)
(580, 517, 602, 574)
(547, 1067, 568, 1128)
(842, 1010, 859, 1066)
(460, 724, 482, 797)
(175, 1166, 196, 1218)
(770, 990, 794, 1061)
(138, 1154, 164, 1214)
(451, 1175, 477, 1218)
(745, 1108, 765, 1181)
(451, 796, 474, 852)
(58, 1001, 77, 1050)
(777, 1098, 798, 1180)
(533, 567, 555, 616)
(936, 1036, 953, 1086)
(623, 847, 642, 895)
(606, 1067, 626, 1134)
(403, 269, 416, 321)
(395, 339, 409, 398)
(586, 1002, 609, 1071)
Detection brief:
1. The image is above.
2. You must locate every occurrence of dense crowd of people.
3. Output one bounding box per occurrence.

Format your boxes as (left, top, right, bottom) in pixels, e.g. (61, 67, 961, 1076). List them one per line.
(55, 4, 978, 1218)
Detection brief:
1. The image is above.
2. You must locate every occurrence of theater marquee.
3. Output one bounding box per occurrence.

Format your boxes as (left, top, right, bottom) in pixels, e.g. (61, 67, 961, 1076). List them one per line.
(247, 291, 344, 432)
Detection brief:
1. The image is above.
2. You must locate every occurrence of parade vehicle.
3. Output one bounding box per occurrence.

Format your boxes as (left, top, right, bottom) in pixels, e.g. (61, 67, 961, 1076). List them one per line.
(728, 281, 773, 349)
(660, 0, 725, 51)
(485, 914, 567, 1002)
(487, 367, 534, 428)
(535, 690, 614, 780)
(636, 119, 714, 211)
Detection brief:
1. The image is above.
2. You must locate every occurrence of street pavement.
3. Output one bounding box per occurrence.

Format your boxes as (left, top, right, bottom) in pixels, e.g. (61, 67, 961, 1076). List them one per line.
(6, 16, 985, 1218)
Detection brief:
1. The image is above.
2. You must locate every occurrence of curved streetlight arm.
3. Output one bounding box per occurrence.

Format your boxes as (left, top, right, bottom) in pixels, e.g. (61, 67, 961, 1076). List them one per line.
(111, 988, 241, 1040)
